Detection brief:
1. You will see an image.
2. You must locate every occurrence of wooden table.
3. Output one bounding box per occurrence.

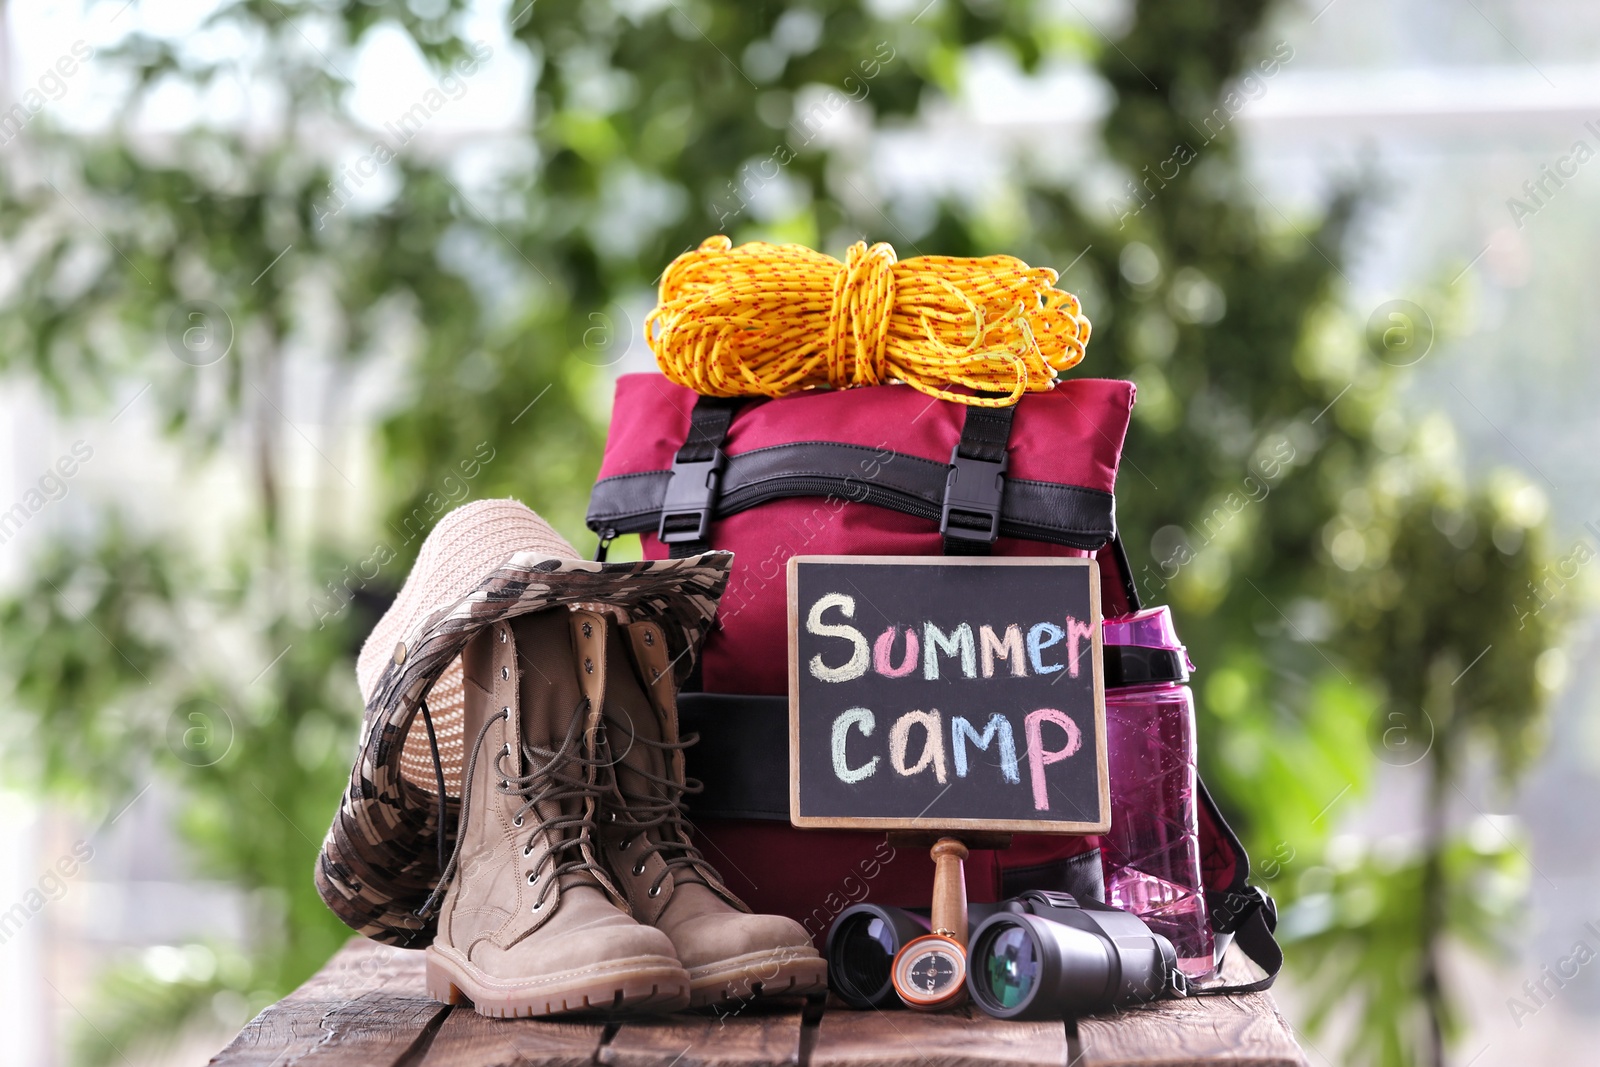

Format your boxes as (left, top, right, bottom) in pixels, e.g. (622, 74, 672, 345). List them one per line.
(207, 938, 1308, 1067)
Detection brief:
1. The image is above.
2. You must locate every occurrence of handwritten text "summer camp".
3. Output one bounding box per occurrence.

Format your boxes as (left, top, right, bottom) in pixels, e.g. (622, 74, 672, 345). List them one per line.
(803, 592, 1094, 811)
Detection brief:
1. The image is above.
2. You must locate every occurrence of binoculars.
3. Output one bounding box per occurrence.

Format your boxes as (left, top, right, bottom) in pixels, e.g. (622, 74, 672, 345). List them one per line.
(826, 890, 1188, 1019)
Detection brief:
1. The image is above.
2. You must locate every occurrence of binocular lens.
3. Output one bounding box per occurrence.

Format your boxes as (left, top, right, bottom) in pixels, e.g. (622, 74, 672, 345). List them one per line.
(979, 925, 1039, 1010)
(834, 914, 896, 1001)
(827, 904, 936, 1008)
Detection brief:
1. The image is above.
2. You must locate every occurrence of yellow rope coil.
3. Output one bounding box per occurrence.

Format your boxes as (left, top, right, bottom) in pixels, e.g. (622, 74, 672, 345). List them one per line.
(645, 235, 1092, 408)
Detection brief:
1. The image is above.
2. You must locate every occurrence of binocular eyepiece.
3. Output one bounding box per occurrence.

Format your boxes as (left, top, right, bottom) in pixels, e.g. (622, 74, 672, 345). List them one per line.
(826, 891, 1188, 1018)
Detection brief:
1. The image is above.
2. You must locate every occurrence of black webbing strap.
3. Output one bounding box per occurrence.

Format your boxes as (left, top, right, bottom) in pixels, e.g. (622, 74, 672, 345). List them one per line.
(955, 404, 1014, 463)
(1190, 886, 1282, 995)
(1227, 892, 1284, 992)
(942, 403, 1015, 555)
(679, 396, 742, 462)
(1192, 775, 1283, 994)
(1107, 532, 1142, 612)
(660, 396, 745, 558)
(417, 698, 449, 885)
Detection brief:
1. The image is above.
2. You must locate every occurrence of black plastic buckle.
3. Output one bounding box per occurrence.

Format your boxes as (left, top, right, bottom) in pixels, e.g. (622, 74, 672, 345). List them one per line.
(658, 450, 726, 544)
(939, 445, 1007, 544)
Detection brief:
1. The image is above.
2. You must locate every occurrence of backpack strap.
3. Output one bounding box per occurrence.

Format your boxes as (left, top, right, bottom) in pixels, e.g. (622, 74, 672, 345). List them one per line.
(1103, 533, 1142, 612)
(657, 395, 1028, 559)
(1201, 885, 1283, 994)
(589, 409, 1119, 554)
(942, 403, 1014, 555)
(1189, 775, 1283, 995)
(660, 396, 746, 559)
(939, 405, 1144, 620)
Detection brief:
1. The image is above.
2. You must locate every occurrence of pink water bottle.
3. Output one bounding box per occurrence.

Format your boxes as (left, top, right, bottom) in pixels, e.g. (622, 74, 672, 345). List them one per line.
(1101, 606, 1215, 979)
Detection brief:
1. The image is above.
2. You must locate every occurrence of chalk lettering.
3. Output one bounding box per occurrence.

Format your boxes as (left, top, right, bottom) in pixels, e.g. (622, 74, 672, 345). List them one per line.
(952, 713, 1020, 784)
(1066, 616, 1095, 678)
(873, 625, 919, 677)
(889, 709, 948, 784)
(1025, 708, 1083, 810)
(923, 622, 976, 680)
(979, 624, 1026, 678)
(1027, 622, 1065, 675)
(831, 707, 879, 782)
(808, 593, 870, 682)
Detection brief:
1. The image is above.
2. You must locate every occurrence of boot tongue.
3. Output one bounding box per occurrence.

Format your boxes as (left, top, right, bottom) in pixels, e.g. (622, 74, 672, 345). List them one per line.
(600, 631, 708, 890)
(508, 610, 607, 897)
(558, 867, 604, 891)
(661, 858, 708, 888)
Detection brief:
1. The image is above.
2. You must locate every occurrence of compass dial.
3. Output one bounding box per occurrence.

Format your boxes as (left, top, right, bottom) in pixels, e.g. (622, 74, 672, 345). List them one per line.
(892, 933, 968, 1010)
(910, 950, 958, 991)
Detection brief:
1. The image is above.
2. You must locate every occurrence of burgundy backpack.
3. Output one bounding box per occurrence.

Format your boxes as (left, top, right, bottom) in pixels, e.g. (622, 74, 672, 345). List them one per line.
(586, 374, 1279, 986)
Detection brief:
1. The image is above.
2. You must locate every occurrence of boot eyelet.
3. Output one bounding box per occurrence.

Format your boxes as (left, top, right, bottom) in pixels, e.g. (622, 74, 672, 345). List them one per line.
(501, 666, 510, 680)
(527, 871, 537, 884)
(608, 811, 617, 823)
(584, 658, 594, 674)
(531, 900, 543, 913)
(618, 836, 632, 851)
(499, 629, 508, 643)
(631, 861, 646, 876)
(644, 631, 654, 646)
(523, 844, 533, 857)
(648, 885, 662, 898)
(582, 621, 593, 637)
(502, 742, 511, 757)
(513, 814, 523, 827)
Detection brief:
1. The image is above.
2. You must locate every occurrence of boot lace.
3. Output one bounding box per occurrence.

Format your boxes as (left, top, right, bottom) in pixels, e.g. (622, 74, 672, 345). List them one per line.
(607, 725, 714, 897)
(501, 703, 615, 910)
(419, 698, 611, 917)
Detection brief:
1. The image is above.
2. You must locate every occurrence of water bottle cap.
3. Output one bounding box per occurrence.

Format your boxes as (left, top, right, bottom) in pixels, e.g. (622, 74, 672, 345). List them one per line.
(1101, 605, 1192, 686)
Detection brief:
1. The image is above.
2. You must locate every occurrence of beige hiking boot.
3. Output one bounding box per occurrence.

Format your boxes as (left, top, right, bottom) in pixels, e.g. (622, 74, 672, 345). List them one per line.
(597, 618, 828, 1009)
(423, 608, 692, 1017)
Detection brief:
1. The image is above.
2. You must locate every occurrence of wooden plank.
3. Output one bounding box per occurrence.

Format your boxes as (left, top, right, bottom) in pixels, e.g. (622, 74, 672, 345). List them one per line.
(209, 939, 447, 1067)
(212, 936, 1310, 1067)
(1075, 994, 1306, 1067)
(810, 1005, 1069, 1067)
(600, 1007, 806, 1067)
(1076, 948, 1307, 1067)
(416, 1008, 608, 1067)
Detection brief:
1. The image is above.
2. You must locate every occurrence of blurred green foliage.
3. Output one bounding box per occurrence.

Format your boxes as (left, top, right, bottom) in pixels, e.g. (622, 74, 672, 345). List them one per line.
(0, 1, 1564, 1065)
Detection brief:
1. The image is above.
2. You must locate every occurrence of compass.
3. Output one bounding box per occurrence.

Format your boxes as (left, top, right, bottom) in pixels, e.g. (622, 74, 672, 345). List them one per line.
(891, 931, 968, 1010)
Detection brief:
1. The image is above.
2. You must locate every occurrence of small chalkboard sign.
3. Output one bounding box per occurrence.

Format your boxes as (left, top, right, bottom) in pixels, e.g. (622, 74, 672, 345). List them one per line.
(787, 556, 1109, 834)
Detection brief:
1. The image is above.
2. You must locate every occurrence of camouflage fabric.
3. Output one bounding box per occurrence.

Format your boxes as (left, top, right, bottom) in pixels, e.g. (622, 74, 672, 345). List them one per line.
(315, 550, 733, 946)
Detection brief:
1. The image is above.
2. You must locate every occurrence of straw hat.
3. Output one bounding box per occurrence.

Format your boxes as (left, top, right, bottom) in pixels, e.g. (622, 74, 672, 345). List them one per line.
(315, 498, 731, 945)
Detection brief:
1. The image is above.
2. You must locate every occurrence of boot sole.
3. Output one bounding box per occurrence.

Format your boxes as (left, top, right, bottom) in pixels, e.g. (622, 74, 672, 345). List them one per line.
(426, 946, 692, 1018)
(687, 948, 830, 1008)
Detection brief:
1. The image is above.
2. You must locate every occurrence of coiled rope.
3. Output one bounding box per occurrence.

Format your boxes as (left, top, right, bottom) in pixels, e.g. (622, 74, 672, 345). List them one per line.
(645, 235, 1092, 408)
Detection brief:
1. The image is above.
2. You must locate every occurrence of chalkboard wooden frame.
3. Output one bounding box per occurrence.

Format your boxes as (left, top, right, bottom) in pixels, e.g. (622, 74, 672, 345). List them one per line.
(786, 555, 1110, 834)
